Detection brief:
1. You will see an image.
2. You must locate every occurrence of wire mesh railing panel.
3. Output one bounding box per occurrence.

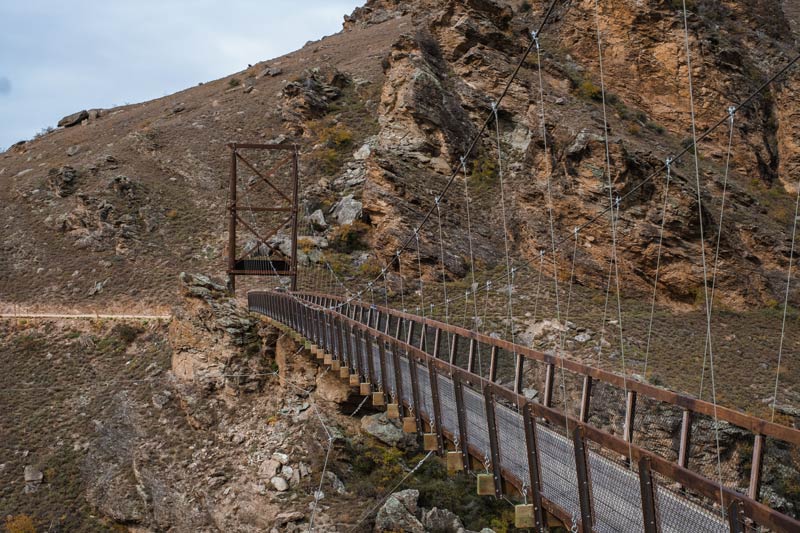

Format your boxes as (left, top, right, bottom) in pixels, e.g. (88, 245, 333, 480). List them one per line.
(535, 423, 581, 520)
(655, 480, 728, 533)
(370, 340, 383, 384)
(399, 354, 414, 407)
(462, 385, 490, 457)
(384, 344, 398, 397)
(437, 374, 459, 439)
(494, 402, 529, 481)
(416, 364, 434, 421)
(588, 455, 644, 533)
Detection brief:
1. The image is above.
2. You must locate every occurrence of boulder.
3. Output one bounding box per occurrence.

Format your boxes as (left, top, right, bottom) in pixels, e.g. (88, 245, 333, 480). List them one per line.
(309, 209, 327, 230)
(270, 476, 289, 492)
(374, 489, 424, 533)
(331, 194, 362, 225)
(421, 507, 463, 533)
(361, 412, 416, 449)
(58, 110, 89, 128)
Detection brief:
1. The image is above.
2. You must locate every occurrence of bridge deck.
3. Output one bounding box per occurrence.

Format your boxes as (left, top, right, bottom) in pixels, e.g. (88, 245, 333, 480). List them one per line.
(372, 337, 725, 533)
(251, 294, 729, 533)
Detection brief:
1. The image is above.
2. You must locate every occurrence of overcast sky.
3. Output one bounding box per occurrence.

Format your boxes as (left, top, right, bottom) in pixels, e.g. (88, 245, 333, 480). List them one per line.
(0, 0, 362, 150)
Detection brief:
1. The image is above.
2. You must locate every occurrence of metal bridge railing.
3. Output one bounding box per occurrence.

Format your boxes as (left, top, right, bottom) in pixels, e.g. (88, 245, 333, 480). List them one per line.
(249, 290, 800, 533)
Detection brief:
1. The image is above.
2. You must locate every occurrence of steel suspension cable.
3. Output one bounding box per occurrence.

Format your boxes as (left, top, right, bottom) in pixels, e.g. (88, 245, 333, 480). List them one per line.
(594, 0, 634, 466)
(699, 107, 737, 400)
(772, 175, 800, 422)
(681, 0, 726, 517)
(643, 158, 673, 379)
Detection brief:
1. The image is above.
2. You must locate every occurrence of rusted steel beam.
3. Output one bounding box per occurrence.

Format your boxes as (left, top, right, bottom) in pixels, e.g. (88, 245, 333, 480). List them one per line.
(579, 375, 592, 423)
(543, 363, 555, 408)
(624, 390, 637, 444)
(678, 409, 692, 470)
(452, 373, 471, 472)
(428, 359, 445, 453)
(408, 352, 423, 432)
(748, 434, 765, 501)
(488, 345, 499, 382)
(639, 456, 661, 533)
(432, 328, 442, 359)
(378, 336, 390, 395)
(513, 351, 524, 394)
(364, 329, 377, 386)
(573, 426, 594, 532)
(449, 334, 459, 366)
(522, 403, 545, 532)
(467, 338, 477, 373)
(484, 387, 503, 498)
(227, 147, 237, 294)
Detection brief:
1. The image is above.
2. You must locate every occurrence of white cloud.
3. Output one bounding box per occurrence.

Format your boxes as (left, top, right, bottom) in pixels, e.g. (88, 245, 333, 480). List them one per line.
(0, 0, 361, 148)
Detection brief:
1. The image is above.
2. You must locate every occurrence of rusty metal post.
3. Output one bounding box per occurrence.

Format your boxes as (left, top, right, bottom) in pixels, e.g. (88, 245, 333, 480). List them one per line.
(290, 148, 299, 291)
(678, 409, 692, 470)
(432, 328, 442, 359)
(522, 403, 545, 532)
(408, 352, 423, 432)
(488, 346, 498, 382)
(484, 387, 503, 497)
(543, 363, 555, 408)
(428, 360, 445, 453)
(748, 434, 765, 501)
(639, 456, 661, 533)
(580, 376, 593, 423)
(453, 373, 471, 472)
(228, 147, 237, 294)
(467, 338, 477, 373)
(573, 426, 595, 532)
(624, 390, 637, 444)
(513, 352, 524, 394)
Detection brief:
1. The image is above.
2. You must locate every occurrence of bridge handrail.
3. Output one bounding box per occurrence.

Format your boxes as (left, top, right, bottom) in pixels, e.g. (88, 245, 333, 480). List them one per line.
(251, 289, 800, 533)
(291, 291, 800, 447)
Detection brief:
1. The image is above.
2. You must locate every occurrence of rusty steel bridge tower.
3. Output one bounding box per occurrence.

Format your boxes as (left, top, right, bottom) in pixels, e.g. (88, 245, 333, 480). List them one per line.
(226, 142, 299, 294)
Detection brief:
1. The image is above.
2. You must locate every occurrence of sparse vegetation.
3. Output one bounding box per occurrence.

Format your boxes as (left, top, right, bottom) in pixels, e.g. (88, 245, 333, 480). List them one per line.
(228, 77, 241, 87)
(578, 80, 603, 101)
(4, 515, 36, 533)
(468, 153, 498, 192)
(329, 221, 370, 253)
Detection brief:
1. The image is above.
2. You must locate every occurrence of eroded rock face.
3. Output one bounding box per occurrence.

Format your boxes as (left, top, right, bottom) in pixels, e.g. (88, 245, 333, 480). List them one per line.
(170, 272, 270, 394)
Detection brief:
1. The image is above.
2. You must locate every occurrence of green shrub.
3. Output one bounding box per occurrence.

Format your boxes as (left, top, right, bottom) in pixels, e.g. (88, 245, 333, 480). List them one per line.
(469, 154, 498, 191)
(228, 77, 241, 87)
(579, 80, 603, 100)
(5, 515, 36, 533)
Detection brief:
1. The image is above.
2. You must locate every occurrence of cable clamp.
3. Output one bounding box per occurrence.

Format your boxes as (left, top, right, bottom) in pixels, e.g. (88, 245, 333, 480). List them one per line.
(460, 155, 467, 167)
(434, 195, 441, 205)
(574, 226, 579, 236)
(727, 105, 736, 118)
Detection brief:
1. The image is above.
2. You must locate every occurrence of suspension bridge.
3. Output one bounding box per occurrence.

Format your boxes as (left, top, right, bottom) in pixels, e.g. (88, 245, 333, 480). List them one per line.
(223, 1, 800, 531)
